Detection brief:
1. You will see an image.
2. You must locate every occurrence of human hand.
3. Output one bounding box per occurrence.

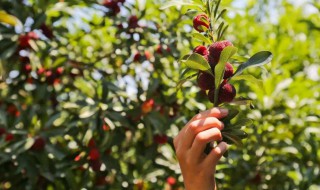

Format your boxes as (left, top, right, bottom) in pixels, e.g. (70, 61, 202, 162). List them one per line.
(173, 108, 229, 190)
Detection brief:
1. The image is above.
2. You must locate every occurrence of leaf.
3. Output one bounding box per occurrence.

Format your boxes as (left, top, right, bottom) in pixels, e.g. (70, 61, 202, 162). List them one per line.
(0, 11, 21, 26)
(221, 109, 239, 123)
(192, 33, 211, 44)
(222, 132, 243, 146)
(177, 73, 198, 89)
(214, 46, 238, 106)
(231, 74, 263, 89)
(181, 53, 212, 72)
(233, 51, 273, 77)
(232, 119, 253, 129)
(230, 97, 253, 106)
(160, 1, 202, 10)
(213, 0, 222, 18)
(216, 9, 227, 20)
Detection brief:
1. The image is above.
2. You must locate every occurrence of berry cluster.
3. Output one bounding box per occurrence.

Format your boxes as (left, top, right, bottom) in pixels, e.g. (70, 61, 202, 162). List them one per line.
(102, 0, 125, 16)
(192, 13, 237, 105)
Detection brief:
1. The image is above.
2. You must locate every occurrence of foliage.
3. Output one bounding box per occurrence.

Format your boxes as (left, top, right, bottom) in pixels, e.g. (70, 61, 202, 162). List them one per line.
(0, 0, 319, 189)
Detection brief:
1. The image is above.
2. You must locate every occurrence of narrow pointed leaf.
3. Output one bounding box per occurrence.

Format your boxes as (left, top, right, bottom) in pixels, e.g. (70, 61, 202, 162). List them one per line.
(160, 1, 202, 10)
(192, 33, 211, 44)
(222, 132, 243, 146)
(231, 74, 263, 89)
(214, 46, 238, 106)
(0, 11, 21, 26)
(233, 51, 273, 77)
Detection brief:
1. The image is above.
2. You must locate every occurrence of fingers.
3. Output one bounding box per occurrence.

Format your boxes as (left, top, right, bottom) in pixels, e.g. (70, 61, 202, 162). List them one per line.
(205, 141, 228, 165)
(174, 107, 228, 151)
(190, 128, 223, 158)
(180, 117, 224, 150)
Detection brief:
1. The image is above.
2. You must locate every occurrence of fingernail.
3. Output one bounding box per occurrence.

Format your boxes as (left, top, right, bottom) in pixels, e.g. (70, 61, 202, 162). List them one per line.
(219, 108, 228, 115)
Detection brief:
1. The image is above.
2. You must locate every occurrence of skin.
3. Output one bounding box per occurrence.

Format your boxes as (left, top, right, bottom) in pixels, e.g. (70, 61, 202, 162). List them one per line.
(173, 108, 229, 190)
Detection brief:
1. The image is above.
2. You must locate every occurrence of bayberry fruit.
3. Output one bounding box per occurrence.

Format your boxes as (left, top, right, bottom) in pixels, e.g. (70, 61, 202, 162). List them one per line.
(31, 137, 46, 151)
(89, 148, 100, 161)
(40, 24, 54, 39)
(197, 72, 215, 91)
(153, 134, 168, 144)
(0, 128, 6, 136)
(166, 177, 176, 186)
(5, 133, 14, 142)
(128, 15, 139, 29)
(224, 62, 234, 79)
(193, 13, 210, 32)
(133, 52, 141, 62)
(208, 82, 236, 104)
(209, 40, 233, 62)
(141, 99, 154, 114)
(193, 45, 209, 56)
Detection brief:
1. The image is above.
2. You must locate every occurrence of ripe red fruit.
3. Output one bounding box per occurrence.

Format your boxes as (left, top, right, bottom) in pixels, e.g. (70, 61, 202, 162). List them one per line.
(224, 62, 234, 79)
(193, 13, 210, 32)
(208, 82, 236, 104)
(22, 63, 32, 74)
(166, 177, 176, 186)
(103, 0, 121, 15)
(153, 134, 168, 144)
(18, 32, 39, 49)
(133, 52, 141, 62)
(128, 15, 139, 29)
(31, 137, 46, 151)
(0, 128, 6, 136)
(88, 138, 96, 148)
(37, 67, 46, 75)
(7, 104, 20, 117)
(55, 67, 64, 76)
(193, 45, 209, 56)
(89, 160, 102, 171)
(89, 148, 100, 161)
(144, 50, 151, 60)
(40, 24, 54, 39)
(208, 40, 233, 62)
(197, 72, 215, 91)
(5, 133, 14, 142)
(156, 45, 163, 54)
(141, 99, 154, 114)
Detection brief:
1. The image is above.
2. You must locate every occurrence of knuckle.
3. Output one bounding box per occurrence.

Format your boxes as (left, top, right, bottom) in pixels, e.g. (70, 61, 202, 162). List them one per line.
(195, 133, 208, 143)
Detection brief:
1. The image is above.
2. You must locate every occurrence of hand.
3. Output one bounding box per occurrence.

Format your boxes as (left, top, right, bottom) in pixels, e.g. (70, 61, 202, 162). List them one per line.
(173, 108, 229, 190)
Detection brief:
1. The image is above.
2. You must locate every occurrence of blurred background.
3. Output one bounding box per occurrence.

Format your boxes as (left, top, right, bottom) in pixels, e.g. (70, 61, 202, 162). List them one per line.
(0, 0, 319, 189)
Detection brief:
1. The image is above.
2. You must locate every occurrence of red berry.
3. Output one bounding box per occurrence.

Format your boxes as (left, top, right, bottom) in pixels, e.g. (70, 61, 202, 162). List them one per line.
(31, 137, 46, 151)
(7, 104, 20, 117)
(0, 128, 6, 136)
(224, 62, 234, 79)
(193, 45, 209, 56)
(144, 50, 152, 60)
(219, 82, 236, 102)
(128, 15, 139, 29)
(89, 160, 102, 171)
(88, 138, 96, 148)
(208, 82, 236, 104)
(40, 24, 54, 39)
(37, 67, 46, 75)
(103, 0, 120, 15)
(156, 45, 163, 54)
(193, 13, 210, 32)
(5, 133, 14, 142)
(89, 148, 100, 161)
(141, 99, 154, 114)
(55, 67, 64, 76)
(208, 40, 233, 62)
(153, 134, 168, 144)
(166, 177, 176, 186)
(133, 52, 141, 62)
(197, 72, 215, 91)
(18, 32, 39, 49)
(22, 63, 32, 74)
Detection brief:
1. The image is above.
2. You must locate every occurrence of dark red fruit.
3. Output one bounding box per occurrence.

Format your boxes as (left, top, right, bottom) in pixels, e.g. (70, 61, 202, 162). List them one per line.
(166, 177, 176, 186)
(193, 13, 210, 32)
(40, 24, 54, 39)
(89, 148, 100, 161)
(7, 104, 20, 117)
(208, 82, 236, 104)
(103, 0, 120, 15)
(22, 63, 32, 74)
(197, 72, 215, 91)
(153, 134, 168, 144)
(18, 32, 39, 49)
(31, 137, 46, 151)
(88, 138, 96, 148)
(89, 160, 102, 171)
(156, 45, 163, 54)
(5, 133, 14, 142)
(219, 82, 236, 102)
(0, 128, 6, 136)
(128, 15, 139, 29)
(133, 52, 141, 62)
(55, 67, 64, 76)
(193, 45, 209, 56)
(224, 62, 234, 79)
(208, 40, 233, 61)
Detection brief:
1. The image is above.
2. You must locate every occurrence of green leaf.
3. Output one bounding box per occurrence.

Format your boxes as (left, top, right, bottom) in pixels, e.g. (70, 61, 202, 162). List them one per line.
(192, 33, 212, 44)
(231, 74, 263, 89)
(230, 97, 253, 106)
(232, 119, 253, 129)
(222, 109, 239, 123)
(32, 12, 46, 30)
(160, 1, 202, 10)
(214, 46, 238, 106)
(216, 9, 227, 20)
(181, 53, 212, 72)
(222, 132, 243, 146)
(233, 51, 273, 77)
(177, 73, 198, 90)
(213, 0, 222, 18)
